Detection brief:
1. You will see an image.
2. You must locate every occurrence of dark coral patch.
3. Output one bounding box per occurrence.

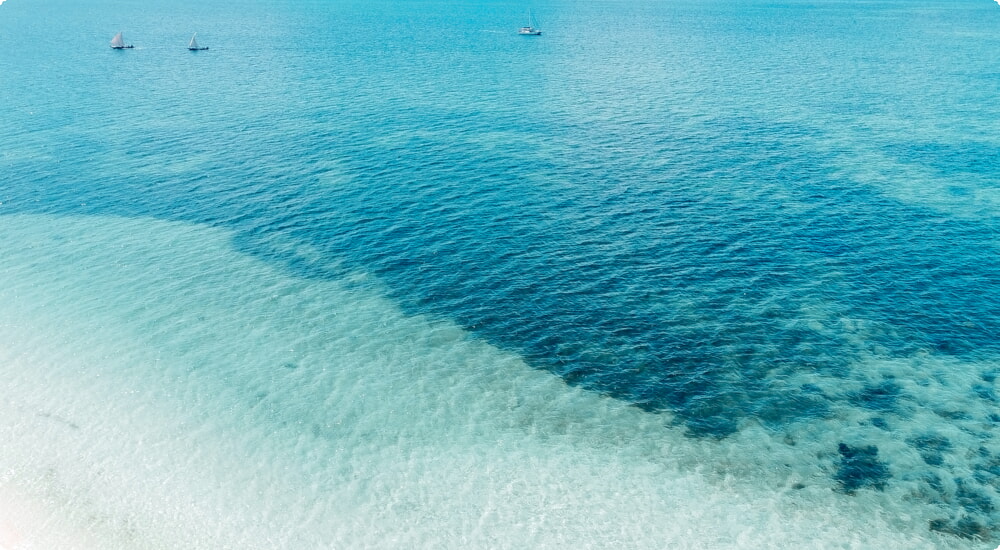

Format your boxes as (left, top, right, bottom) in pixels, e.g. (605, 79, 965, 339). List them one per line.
(972, 384, 996, 402)
(850, 380, 903, 412)
(869, 417, 889, 430)
(834, 443, 891, 494)
(682, 412, 740, 439)
(955, 478, 995, 516)
(907, 433, 952, 467)
(754, 393, 830, 430)
(934, 409, 971, 421)
(929, 517, 990, 540)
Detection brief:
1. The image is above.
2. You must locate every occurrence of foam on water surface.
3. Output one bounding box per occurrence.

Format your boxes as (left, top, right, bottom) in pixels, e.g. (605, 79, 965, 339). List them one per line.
(0, 214, 989, 549)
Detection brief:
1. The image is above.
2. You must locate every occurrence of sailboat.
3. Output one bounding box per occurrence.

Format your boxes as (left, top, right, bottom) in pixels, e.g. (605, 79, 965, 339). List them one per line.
(187, 33, 209, 51)
(110, 32, 133, 49)
(518, 10, 542, 35)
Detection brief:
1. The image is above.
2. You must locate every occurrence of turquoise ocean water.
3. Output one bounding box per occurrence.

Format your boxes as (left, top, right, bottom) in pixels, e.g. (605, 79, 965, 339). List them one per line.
(2, 0, 1000, 547)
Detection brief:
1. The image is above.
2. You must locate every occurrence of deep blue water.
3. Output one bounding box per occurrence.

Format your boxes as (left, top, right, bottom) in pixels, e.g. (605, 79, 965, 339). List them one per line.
(3, 0, 1000, 541)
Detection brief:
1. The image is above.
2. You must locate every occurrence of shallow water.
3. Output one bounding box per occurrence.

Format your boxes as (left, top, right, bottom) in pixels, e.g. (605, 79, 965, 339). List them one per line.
(2, 0, 1000, 547)
(0, 214, 969, 548)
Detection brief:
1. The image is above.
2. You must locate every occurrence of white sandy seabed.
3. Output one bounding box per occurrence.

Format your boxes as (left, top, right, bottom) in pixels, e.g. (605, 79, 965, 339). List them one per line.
(0, 213, 989, 549)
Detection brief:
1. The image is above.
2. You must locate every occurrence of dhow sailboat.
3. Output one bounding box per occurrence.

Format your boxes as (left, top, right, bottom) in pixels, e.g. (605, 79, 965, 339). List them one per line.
(188, 33, 209, 51)
(110, 32, 133, 49)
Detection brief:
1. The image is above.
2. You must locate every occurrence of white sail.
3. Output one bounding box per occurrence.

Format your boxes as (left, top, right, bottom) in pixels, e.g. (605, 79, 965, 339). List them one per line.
(188, 33, 199, 49)
(110, 32, 125, 48)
